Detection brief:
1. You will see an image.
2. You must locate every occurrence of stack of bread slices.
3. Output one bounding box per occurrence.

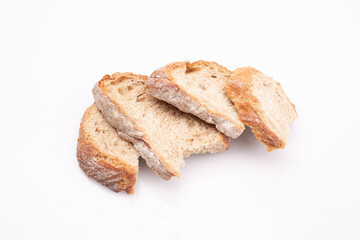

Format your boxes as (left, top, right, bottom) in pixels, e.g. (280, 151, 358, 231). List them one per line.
(77, 60, 298, 194)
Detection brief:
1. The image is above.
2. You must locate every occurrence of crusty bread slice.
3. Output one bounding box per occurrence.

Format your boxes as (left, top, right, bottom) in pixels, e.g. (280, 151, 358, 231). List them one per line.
(93, 72, 230, 180)
(226, 67, 298, 151)
(77, 104, 140, 193)
(146, 60, 245, 139)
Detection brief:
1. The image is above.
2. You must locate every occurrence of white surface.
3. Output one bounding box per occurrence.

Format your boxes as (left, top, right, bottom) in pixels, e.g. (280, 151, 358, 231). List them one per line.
(1, 0, 360, 239)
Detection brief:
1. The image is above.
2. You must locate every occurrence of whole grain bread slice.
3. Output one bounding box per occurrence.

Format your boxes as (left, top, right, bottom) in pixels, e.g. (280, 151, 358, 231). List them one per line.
(146, 60, 245, 139)
(226, 67, 298, 151)
(77, 104, 140, 193)
(93, 72, 230, 180)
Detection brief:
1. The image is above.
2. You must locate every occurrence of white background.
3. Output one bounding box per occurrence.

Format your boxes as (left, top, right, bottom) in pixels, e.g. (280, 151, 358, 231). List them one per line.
(1, 0, 360, 239)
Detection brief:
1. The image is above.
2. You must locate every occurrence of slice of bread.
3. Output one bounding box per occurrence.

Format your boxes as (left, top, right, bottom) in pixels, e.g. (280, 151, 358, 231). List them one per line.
(146, 60, 245, 139)
(93, 72, 230, 180)
(77, 104, 140, 193)
(226, 67, 298, 151)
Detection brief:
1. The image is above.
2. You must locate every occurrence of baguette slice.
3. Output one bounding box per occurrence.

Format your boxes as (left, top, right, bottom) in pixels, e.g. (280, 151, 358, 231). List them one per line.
(93, 72, 230, 180)
(77, 104, 140, 193)
(226, 67, 298, 151)
(146, 60, 245, 139)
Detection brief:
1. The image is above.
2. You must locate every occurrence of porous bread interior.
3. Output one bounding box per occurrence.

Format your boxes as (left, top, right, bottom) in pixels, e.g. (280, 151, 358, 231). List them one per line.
(251, 72, 297, 142)
(181, 118, 227, 158)
(169, 61, 242, 128)
(82, 105, 139, 167)
(102, 73, 227, 172)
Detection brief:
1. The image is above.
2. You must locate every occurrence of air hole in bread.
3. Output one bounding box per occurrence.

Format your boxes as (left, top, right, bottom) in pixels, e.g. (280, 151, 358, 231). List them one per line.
(127, 85, 134, 91)
(118, 88, 125, 94)
(111, 75, 128, 84)
(136, 93, 145, 102)
(199, 83, 208, 90)
(185, 66, 201, 74)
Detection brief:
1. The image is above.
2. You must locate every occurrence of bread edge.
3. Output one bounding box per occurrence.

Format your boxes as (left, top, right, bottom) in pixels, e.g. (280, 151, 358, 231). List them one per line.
(147, 61, 244, 139)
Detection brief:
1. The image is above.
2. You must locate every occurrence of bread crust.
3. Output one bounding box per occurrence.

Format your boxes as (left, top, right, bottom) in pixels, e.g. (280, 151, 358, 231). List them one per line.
(93, 74, 177, 180)
(77, 105, 138, 193)
(226, 67, 298, 151)
(146, 61, 244, 139)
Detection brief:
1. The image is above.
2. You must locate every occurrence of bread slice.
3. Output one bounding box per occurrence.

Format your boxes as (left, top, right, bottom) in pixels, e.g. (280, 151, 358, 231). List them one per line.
(226, 67, 298, 151)
(77, 104, 140, 193)
(93, 72, 230, 180)
(146, 60, 245, 139)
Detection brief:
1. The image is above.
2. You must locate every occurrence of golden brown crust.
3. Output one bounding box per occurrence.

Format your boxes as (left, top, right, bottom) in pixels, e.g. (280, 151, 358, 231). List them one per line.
(226, 67, 297, 151)
(77, 105, 138, 194)
(99, 72, 149, 89)
(154, 60, 231, 84)
(189, 60, 231, 75)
